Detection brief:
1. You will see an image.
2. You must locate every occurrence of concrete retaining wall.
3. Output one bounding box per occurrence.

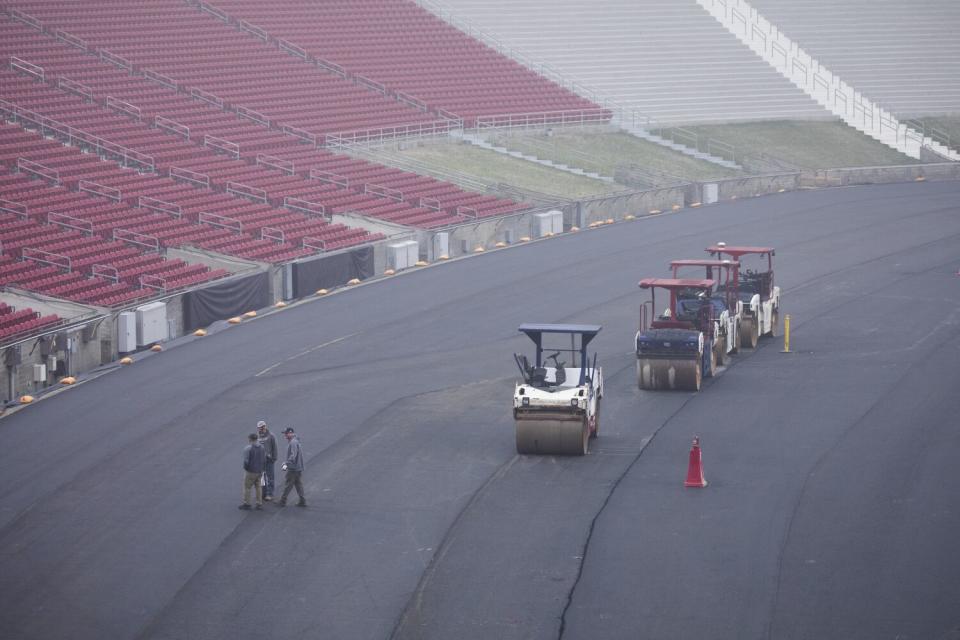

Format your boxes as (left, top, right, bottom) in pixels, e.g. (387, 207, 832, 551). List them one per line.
(802, 162, 960, 187)
(702, 173, 802, 201)
(1, 317, 114, 404)
(422, 185, 691, 260)
(164, 294, 185, 340)
(433, 208, 544, 258)
(0, 291, 109, 403)
(579, 186, 688, 225)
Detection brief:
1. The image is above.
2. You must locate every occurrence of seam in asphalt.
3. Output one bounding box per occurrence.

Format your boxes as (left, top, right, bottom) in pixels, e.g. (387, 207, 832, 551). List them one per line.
(555, 358, 725, 638)
(389, 455, 520, 639)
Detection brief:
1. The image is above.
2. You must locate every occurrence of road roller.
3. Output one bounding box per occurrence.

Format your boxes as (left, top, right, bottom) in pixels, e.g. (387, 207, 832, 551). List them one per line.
(705, 243, 781, 348)
(636, 278, 719, 391)
(670, 258, 744, 367)
(513, 324, 603, 456)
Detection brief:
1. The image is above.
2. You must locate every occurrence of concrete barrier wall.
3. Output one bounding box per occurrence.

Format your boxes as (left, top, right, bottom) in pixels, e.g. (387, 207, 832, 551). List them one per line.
(802, 163, 960, 187)
(1, 318, 114, 404)
(437, 209, 542, 257)
(164, 294, 185, 339)
(579, 186, 688, 225)
(706, 173, 802, 201)
(428, 186, 691, 259)
(0, 293, 110, 403)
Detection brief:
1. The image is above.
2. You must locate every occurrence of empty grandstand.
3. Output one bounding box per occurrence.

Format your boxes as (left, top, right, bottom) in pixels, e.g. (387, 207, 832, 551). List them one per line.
(417, 0, 828, 125)
(746, 0, 960, 117)
(190, 0, 604, 125)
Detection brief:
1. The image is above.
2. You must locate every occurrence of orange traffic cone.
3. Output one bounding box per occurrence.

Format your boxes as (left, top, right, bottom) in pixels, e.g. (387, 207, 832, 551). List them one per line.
(685, 436, 708, 488)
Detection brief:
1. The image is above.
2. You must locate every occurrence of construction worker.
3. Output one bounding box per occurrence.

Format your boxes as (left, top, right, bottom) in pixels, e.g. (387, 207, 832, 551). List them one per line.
(257, 421, 278, 501)
(279, 428, 306, 507)
(240, 433, 266, 511)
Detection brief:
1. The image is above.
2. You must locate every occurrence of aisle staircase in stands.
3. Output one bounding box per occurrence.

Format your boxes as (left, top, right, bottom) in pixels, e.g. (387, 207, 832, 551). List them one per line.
(697, 0, 960, 161)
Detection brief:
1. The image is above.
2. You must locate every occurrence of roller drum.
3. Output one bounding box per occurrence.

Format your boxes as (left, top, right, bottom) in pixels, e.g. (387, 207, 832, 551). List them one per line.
(637, 356, 702, 391)
(741, 316, 759, 349)
(516, 412, 588, 456)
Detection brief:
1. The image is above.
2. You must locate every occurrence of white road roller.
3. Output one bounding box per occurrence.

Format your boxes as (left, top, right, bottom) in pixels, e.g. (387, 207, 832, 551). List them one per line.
(706, 244, 781, 348)
(513, 324, 603, 456)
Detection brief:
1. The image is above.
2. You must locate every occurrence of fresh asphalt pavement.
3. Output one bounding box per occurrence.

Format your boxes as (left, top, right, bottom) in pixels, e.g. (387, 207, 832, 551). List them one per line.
(1, 181, 958, 640)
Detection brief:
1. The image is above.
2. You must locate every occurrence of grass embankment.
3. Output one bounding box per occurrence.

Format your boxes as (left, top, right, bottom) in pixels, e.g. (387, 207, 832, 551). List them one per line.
(680, 120, 920, 169)
(490, 131, 740, 183)
(396, 142, 616, 200)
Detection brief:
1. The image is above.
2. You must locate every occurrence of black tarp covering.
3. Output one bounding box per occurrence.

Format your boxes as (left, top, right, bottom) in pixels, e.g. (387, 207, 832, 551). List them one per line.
(182, 271, 271, 331)
(292, 246, 373, 298)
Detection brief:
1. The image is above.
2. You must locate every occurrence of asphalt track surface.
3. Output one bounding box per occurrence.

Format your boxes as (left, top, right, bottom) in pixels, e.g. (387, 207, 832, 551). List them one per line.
(1, 181, 959, 640)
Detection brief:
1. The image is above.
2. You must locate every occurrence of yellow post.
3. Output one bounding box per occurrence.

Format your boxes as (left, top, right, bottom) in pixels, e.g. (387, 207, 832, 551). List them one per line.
(781, 314, 791, 353)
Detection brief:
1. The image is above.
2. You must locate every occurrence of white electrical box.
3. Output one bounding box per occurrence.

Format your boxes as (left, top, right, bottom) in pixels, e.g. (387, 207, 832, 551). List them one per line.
(533, 212, 552, 238)
(387, 242, 407, 270)
(387, 240, 419, 270)
(32, 363, 46, 382)
(432, 232, 449, 259)
(534, 211, 563, 238)
(703, 183, 719, 204)
(547, 209, 564, 234)
(136, 301, 168, 346)
(118, 312, 137, 353)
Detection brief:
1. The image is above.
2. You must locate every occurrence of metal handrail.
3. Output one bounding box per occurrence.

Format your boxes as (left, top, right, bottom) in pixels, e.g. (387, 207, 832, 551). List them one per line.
(323, 119, 461, 149)
(698, 0, 959, 159)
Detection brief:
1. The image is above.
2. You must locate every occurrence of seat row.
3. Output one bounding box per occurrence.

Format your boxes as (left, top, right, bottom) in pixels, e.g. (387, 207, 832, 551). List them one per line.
(0, 293, 61, 341)
(1, 121, 384, 264)
(2, 14, 531, 223)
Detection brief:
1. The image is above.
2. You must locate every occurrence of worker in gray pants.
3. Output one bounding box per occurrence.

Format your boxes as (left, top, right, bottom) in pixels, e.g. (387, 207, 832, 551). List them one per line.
(257, 421, 278, 501)
(240, 433, 265, 511)
(279, 427, 306, 507)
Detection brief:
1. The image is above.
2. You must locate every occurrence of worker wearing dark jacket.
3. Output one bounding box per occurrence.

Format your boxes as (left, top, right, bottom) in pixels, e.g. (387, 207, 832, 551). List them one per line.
(240, 434, 266, 510)
(279, 427, 306, 507)
(257, 421, 278, 501)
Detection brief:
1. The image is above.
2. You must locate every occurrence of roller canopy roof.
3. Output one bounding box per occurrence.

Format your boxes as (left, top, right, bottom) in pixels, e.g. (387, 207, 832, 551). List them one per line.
(518, 323, 602, 336)
(705, 245, 775, 256)
(669, 259, 740, 267)
(638, 278, 716, 290)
